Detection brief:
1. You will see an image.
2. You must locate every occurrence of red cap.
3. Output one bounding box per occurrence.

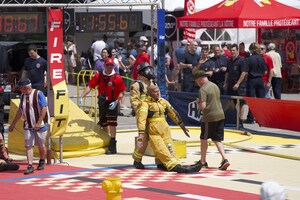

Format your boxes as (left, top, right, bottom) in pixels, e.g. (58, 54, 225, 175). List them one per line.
(105, 58, 114, 66)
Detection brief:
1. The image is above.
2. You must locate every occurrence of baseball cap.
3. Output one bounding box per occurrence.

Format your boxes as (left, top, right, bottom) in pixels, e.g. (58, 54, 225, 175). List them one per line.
(193, 70, 209, 80)
(105, 58, 114, 66)
(181, 39, 189, 45)
(16, 77, 31, 88)
(139, 36, 148, 42)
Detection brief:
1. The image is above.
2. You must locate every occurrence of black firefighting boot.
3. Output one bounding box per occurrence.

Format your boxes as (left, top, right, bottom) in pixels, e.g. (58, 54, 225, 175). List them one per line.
(172, 163, 202, 173)
(106, 138, 117, 154)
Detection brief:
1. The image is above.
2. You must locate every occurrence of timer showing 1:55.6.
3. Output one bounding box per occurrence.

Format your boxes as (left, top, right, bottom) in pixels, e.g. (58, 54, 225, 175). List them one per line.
(0, 13, 45, 34)
(77, 12, 143, 32)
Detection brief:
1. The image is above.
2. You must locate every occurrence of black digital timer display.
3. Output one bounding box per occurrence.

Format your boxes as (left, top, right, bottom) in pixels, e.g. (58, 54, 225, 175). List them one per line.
(0, 13, 44, 34)
(77, 12, 143, 32)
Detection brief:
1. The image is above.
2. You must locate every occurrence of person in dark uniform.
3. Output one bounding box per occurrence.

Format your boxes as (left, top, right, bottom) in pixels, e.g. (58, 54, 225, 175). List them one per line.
(22, 44, 47, 95)
(244, 42, 268, 124)
(210, 46, 229, 94)
(179, 40, 200, 92)
(223, 44, 248, 122)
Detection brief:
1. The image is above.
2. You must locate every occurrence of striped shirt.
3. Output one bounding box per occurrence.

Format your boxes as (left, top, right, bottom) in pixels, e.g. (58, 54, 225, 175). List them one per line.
(19, 89, 50, 131)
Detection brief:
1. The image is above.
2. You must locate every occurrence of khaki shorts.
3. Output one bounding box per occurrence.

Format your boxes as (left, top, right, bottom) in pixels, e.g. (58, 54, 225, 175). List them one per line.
(24, 129, 47, 147)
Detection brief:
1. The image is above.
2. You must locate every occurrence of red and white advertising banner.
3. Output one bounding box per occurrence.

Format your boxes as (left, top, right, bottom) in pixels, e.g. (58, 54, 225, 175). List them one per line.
(285, 40, 297, 63)
(48, 8, 69, 137)
(183, 0, 196, 41)
(177, 0, 300, 29)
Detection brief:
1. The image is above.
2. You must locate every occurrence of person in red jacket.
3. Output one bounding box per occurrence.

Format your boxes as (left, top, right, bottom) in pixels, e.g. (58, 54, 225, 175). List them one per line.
(133, 43, 150, 80)
(81, 58, 126, 154)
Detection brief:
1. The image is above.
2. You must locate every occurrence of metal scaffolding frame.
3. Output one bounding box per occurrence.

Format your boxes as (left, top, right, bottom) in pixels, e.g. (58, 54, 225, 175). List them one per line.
(0, 0, 160, 7)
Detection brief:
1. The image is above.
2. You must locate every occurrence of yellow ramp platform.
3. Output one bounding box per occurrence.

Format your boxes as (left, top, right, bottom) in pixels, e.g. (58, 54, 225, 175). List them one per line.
(8, 99, 110, 158)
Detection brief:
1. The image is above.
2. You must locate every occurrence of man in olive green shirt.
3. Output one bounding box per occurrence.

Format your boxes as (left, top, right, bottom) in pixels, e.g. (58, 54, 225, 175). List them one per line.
(194, 70, 230, 170)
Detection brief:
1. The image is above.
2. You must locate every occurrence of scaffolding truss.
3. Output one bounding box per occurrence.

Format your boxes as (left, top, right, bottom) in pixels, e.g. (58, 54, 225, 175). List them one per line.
(0, 0, 160, 7)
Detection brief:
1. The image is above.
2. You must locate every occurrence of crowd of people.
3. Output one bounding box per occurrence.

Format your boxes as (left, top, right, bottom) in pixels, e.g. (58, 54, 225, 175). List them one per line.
(1, 35, 284, 175)
(175, 39, 282, 124)
(0, 33, 291, 198)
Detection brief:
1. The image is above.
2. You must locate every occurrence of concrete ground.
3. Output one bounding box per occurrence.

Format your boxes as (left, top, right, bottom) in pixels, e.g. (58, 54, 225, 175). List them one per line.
(4, 84, 300, 199)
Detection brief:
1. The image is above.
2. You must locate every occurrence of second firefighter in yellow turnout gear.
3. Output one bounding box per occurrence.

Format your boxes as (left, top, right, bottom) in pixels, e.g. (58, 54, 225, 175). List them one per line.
(136, 85, 202, 173)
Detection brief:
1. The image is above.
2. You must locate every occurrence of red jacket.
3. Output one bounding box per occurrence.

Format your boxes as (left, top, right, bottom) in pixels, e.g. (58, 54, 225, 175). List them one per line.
(88, 72, 126, 101)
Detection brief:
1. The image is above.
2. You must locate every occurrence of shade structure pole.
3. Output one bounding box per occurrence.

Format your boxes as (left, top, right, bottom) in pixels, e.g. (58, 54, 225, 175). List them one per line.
(237, 28, 240, 45)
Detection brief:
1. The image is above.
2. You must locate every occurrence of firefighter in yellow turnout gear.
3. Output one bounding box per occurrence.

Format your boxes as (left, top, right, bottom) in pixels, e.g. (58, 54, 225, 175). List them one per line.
(136, 85, 202, 173)
(130, 63, 156, 169)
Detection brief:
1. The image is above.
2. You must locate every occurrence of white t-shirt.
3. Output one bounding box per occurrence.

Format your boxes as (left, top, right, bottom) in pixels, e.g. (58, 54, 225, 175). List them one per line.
(91, 40, 107, 61)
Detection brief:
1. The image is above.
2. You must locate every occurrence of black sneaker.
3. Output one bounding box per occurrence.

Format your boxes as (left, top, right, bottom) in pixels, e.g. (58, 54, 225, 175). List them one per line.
(219, 159, 230, 170)
(194, 161, 209, 168)
(133, 161, 145, 169)
(37, 159, 45, 170)
(24, 165, 34, 175)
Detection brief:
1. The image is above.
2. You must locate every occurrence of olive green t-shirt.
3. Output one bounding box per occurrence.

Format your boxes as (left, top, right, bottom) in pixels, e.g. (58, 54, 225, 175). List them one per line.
(199, 81, 225, 122)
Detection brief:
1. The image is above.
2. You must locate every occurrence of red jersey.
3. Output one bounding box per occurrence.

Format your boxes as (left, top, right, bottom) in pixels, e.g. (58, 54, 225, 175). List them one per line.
(262, 54, 274, 83)
(88, 72, 126, 101)
(133, 52, 150, 80)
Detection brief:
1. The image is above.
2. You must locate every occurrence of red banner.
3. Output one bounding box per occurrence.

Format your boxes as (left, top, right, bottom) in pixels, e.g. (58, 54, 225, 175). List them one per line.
(47, 8, 69, 137)
(244, 97, 300, 132)
(183, 0, 196, 41)
(285, 40, 297, 63)
(48, 9, 65, 86)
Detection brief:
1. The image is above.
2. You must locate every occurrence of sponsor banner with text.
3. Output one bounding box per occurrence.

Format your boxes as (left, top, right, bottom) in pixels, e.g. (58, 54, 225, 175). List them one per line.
(48, 8, 69, 137)
(167, 91, 237, 127)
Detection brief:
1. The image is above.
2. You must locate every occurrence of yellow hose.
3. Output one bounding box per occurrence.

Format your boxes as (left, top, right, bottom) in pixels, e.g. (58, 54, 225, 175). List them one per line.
(117, 128, 300, 161)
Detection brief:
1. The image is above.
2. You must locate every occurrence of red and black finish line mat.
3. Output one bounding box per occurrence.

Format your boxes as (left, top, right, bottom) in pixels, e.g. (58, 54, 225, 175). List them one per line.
(0, 161, 259, 200)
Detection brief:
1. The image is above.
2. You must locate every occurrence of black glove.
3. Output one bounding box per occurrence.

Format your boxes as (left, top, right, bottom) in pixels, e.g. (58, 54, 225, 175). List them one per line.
(180, 123, 190, 138)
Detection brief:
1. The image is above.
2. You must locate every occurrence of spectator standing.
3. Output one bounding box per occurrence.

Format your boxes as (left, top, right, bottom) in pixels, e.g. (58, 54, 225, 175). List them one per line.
(147, 37, 158, 65)
(179, 40, 200, 92)
(260, 44, 274, 98)
(132, 44, 150, 80)
(244, 42, 268, 124)
(221, 42, 232, 59)
(194, 70, 230, 170)
(195, 38, 202, 56)
(267, 43, 282, 99)
(91, 34, 108, 62)
(63, 36, 77, 84)
(210, 46, 229, 94)
(22, 44, 47, 95)
(127, 40, 137, 58)
(111, 48, 128, 113)
(94, 48, 110, 72)
(174, 39, 189, 88)
(136, 84, 202, 173)
(9, 77, 50, 175)
(80, 58, 126, 154)
(139, 36, 149, 50)
(239, 42, 250, 58)
(192, 46, 215, 77)
(223, 44, 248, 122)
